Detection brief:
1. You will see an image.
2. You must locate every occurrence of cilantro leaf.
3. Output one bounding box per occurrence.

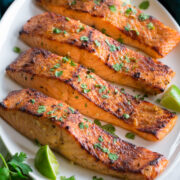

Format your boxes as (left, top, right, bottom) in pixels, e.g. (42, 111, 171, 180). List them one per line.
(0, 167, 10, 180)
(60, 176, 76, 180)
(139, 1, 150, 10)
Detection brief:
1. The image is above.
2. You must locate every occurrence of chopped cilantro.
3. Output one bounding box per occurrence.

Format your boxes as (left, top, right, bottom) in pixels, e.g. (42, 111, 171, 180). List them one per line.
(70, 60, 76, 66)
(75, 96, 79, 99)
(53, 28, 63, 34)
(102, 147, 109, 153)
(138, 13, 150, 21)
(77, 25, 85, 33)
(55, 71, 63, 77)
(125, 132, 135, 139)
(30, 99, 35, 104)
(65, 17, 70, 21)
(123, 114, 130, 119)
(85, 103, 88, 107)
(94, 0, 102, 5)
(62, 56, 69, 63)
(70, 0, 76, 5)
(99, 85, 106, 93)
(93, 143, 102, 149)
(13, 46, 21, 53)
(101, 28, 106, 34)
(108, 153, 118, 161)
(109, 5, 116, 12)
(79, 122, 84, 129)
(92, 176, 104, 180)
(124, 24, 131, 31)
(58, 103, 63, 107)
(58, 117, 63, 122)
(117, 38, 123, 43)
(37, 105, 46, 114)
(60, 176, 76, 180)
(147, 22, 155, 30)
(139, 1, 150, 10)
(102, 94, 109, 99)
(112, 63, 124, 71)
(80, 36, 89, 42)
(98, 136, 103, 142)
(125, 8, 136, 16)
(68, 107, 75, 113)
(94, 119, 102, 126)
(94, 40, 101, 47)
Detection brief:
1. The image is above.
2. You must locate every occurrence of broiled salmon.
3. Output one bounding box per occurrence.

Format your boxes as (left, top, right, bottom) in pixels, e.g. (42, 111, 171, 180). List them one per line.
(6, 48, 177, 141)
(0, 89, 168, 180)
(19, 12, 175, 94)
(36, 0, 180, 58)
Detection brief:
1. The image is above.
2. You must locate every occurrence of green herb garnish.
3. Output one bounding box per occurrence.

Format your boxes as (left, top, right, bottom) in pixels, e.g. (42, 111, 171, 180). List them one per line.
(147, 22, 154, 30)
(0, 152, 32, 179)
(112, 63, 123, 71)
(80, 36, 89, 42)
(123, 114, 130, 119)
(30, 99, 35, 104)
(77, 25, 85, 33)
(139, 1, 150, 10)
(13, 46, 21, 53)
(98, 136, 103, 142)
(65, 17, 70, 21)
(79, 122, 84, 129)
(37, 105, 46, 114)
(94, 40, 101, 47)
(60, 175, 76, 180)
(125, 132, 135, 139)
(53, 28, 63, 34)
(138, 13, 150, 21)
(108, 153, 118, 161)
(109, 5, 117, 12)
(55, 71, 63, 77)
(92, 176, 104, 180)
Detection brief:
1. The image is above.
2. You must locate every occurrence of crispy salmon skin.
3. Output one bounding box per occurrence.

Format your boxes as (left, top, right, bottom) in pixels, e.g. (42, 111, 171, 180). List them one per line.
(20, 12, 175, 94)
(6, 48, 177, 141)
(36, 0, 180, 58)
(0, 89, 168, 180)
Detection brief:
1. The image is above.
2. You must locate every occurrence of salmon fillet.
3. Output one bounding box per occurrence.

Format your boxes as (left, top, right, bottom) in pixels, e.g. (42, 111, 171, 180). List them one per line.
(19, 12, 175, 94)
(6, 48, 177, 141)
(0, 88, 168, 180)
(36, 0, 180, 58)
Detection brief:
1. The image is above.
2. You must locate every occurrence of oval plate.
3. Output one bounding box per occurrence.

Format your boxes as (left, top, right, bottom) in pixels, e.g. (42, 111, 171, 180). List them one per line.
(0, 0, 180, 179)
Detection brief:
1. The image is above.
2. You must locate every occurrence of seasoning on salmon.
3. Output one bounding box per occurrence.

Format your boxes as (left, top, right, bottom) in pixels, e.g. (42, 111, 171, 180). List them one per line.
(0, 88, 168, 180)
(36, 0, 180, 58)
(19, 12, 175, 94)
(6, 48, 177, 141)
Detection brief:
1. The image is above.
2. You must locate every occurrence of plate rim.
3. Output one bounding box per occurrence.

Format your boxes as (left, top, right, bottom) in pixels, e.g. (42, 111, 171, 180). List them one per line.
(0, 0, 180, 179)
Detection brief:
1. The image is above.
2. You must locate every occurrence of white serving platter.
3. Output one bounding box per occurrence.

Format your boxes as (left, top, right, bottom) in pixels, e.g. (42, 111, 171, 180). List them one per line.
(0, 0, 180, 179)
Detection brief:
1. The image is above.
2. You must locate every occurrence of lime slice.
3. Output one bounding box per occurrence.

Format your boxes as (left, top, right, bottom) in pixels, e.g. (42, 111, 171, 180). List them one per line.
(35, 145, 59, 180)
(160, 85, 180, 112)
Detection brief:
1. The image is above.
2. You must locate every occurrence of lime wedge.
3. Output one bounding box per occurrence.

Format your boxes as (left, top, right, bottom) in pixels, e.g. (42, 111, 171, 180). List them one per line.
(160, 85, 180, 112)
(35, 145, 59, 180)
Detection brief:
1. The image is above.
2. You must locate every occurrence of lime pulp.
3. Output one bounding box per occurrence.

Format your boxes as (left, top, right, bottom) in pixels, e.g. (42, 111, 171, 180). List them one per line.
(35, 145, 59, 180)
(160, 85, 180, 112)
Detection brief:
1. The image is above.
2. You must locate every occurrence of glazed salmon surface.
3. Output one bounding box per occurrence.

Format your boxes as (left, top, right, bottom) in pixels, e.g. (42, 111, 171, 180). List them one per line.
(6, 48, 177, 141)
(19, 12, 175, 94)
(36, 0, 180, 58)
(0, 89, 168, 180)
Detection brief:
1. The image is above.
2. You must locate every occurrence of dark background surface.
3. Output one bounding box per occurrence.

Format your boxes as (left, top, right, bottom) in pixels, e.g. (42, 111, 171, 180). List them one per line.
(0, 0, 180, 24)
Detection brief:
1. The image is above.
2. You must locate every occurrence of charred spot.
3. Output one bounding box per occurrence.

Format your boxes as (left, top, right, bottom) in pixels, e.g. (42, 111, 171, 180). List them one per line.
(40, 86, 44, 89)
(0, 102, 7, 109)
(152, 46, 161, 56)
(149, 155, 162, 166)
(16, 102, 21, 106)
(88, 31, 93, 42)
(31, 75, 34, 80)
(68, 39, 78, 45)
(20, 107, 43, 117)
(19, 29, 29, 35)
(51, 124, 56, 128)
(133, 72, 141, 79)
